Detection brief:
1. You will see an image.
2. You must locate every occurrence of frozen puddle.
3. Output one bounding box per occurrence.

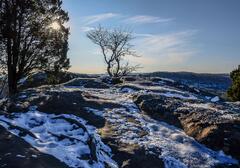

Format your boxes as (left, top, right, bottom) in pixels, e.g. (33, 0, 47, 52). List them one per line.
(0, 108, 117, 168)
(84, 88, 238, 168)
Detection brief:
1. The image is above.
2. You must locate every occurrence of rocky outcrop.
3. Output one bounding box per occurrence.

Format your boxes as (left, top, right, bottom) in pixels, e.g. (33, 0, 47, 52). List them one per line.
(0, 86, 122, 128)
(63, 78, 110, 88)
(0, 125, 69, 168)
(180, 109, 240, 160)
(1, 75, 239, 167)
(122, 76, 138, 82)
(100, 122, 164, 168)
(133, 94, 183, 128)
(120, 84, 142, 93)
(150, 77, 220, 99)
(18, 71, 96, 90)
(133, 93, 240, 160)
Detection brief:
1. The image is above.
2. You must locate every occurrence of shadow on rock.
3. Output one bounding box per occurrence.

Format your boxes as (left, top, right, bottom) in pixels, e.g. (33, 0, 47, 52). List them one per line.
(133, 93, 240, 161)
(1, 87, 123, 129)
(99, 123, 164, 168)
(0, 126, 68, 168)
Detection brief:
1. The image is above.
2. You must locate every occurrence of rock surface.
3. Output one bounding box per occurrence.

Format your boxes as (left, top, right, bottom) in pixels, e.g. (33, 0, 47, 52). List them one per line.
(133, 90, 240, 160)
(63, 77, 110, 89)
(0, 125, 68, 168)
(0, 75, 239, 167)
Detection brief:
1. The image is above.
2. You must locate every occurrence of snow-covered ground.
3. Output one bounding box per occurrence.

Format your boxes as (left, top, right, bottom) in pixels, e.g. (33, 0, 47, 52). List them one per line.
(0, 107, 117, 168)
(0, 77, 238, 168)
(121, 82, 202, 100)
(83, 87, 238, 168)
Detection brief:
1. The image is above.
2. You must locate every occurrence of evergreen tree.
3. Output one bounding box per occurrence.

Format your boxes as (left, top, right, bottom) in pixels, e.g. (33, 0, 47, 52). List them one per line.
(0, 0, 70, 95)
(227, 65, 240, 101)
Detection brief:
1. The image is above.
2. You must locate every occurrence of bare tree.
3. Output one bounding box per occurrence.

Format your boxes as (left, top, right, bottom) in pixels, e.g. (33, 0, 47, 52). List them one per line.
(87, 25, 140, 77)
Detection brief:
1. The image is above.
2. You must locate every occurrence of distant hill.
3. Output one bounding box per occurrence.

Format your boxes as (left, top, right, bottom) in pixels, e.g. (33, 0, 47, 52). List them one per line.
(143, 71, 231, 91)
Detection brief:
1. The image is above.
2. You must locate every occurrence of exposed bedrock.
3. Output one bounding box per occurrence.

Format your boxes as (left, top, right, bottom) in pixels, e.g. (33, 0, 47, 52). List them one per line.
(133, 93, 240, 160)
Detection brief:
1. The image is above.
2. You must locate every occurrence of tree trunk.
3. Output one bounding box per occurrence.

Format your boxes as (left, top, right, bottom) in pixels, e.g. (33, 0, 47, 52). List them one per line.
(107, 64, 112, 77)
(115, 59, 120, 77)
(7, 38, 18, 95)
(6, 1, 19, 96)
(8, 65, 18, 95)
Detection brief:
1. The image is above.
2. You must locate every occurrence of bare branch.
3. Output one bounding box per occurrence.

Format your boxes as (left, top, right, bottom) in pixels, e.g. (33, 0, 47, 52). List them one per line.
(87, 25, 141, 78)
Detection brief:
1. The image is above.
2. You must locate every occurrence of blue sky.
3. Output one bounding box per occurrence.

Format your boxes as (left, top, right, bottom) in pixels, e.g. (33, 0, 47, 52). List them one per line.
(62, 0, 240, 74)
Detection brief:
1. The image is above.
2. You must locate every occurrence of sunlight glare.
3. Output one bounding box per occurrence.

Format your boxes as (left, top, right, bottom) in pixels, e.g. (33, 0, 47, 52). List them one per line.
(50, 21, 61, 30)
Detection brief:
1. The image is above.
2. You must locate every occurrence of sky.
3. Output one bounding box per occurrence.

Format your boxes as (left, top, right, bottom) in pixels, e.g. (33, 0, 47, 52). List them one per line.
(62, 0, 240, 74)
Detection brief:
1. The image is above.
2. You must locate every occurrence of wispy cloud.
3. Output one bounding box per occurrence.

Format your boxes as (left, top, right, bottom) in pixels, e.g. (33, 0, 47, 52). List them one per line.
(123, 15, 174, 24)
(82, 13, 119, 25)
(131, 30, 198, 66)
(80, 26, 94, 32)
(80, 13, 196, 70)
(82, 13, 173, 26)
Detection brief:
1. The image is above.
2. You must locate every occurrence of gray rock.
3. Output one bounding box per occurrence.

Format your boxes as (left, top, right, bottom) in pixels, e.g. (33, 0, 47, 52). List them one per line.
(133, 93, 240, 160)
(63, 78, 110, 89)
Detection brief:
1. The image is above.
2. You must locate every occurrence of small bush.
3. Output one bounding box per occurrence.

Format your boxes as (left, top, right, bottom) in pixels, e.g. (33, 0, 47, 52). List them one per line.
(227, 65, 240, 101)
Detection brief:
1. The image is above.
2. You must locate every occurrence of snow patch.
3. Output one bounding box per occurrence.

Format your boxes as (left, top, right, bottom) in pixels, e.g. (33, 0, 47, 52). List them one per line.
(16, 154, 26, 158)
(84, 107, 103, 116)
(211, 96, 220, 102)
(160, 92, 197, 100)
(84, 88, 238, 168)
(0, 110, 117, 168)
(18, 77, 27, 85)
(121, 87, 136, 93)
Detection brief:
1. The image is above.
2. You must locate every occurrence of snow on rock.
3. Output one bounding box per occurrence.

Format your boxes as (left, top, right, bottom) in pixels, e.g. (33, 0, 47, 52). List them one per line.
(160, 92, 197, 100)
(83, 88, 238, 168)
(1, 76, 238, 168)
(205, 96, 211, 100)
(119, 82, 199, 101)
(18, 94, 27, 99)
(120, 87, 136, 93)
(16, 154, 26, 158)
(211, 96, 220, 102)
(18, 77, 28, 85)
(184, 102, 218, 111)
(0, 109, 117, 168)
(84, 107, 103, 117)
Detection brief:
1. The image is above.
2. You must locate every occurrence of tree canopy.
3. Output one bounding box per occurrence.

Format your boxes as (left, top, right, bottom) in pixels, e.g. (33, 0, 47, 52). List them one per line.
(0, 0, 70, 95)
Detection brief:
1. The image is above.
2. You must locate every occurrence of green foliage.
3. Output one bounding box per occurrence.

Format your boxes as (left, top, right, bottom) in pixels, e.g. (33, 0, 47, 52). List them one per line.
(45, 70, 73, 85)
(46, 73, 60, 85)
(227, 66, 240, 101)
